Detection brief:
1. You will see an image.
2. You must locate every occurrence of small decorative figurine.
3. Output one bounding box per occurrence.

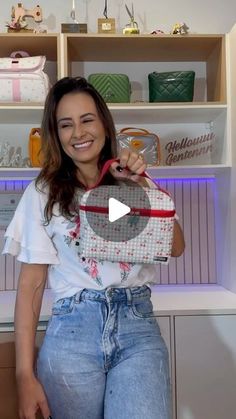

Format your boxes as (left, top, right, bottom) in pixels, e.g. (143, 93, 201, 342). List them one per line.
(0, 142, 29, 167)
(97, 0, 116, 34)
(150, 29, 165, 35)
(61, 0, 87, 33)
(0, 142, 11, 167)
(70, 0, 78, 24)
(6, 3, 43, 32)
(171, 22, 189, 35)
(123, 3, 140, 35)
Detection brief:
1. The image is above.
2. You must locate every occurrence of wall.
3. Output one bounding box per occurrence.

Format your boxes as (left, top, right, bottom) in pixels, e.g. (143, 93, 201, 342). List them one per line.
(0, 178, 217, 291)
(0, 0, 236, 34)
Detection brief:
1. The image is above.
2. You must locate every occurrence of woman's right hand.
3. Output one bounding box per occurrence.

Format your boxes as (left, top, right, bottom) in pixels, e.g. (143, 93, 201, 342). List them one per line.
(17, 373, 51, 419)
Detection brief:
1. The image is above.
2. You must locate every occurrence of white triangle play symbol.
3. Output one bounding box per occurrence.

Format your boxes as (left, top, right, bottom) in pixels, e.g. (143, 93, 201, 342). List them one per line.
(109, 198, 131, 223)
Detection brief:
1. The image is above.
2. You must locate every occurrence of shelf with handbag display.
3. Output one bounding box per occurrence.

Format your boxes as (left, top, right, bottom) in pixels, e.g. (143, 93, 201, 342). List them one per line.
(0, 30, 230, 177)
(62, 32, 229, 177)
(63, 33, 226, 104)
(0, 32, 61, 117)
(0, 32, 61, 177)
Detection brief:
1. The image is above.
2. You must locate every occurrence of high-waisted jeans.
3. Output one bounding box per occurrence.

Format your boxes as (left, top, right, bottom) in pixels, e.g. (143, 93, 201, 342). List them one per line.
(37, 286, 171, 419)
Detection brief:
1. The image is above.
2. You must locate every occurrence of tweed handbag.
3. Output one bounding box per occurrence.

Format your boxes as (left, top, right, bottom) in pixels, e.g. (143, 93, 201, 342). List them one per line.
(148, 70, 195, 102)
(116, 127, 161, 166)
(88, 73, 131, 102)
(79, 159, 176, 264)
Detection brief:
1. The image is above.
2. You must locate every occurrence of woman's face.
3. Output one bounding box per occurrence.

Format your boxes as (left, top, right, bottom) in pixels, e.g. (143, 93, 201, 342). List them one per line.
(56, 92, 106, 167)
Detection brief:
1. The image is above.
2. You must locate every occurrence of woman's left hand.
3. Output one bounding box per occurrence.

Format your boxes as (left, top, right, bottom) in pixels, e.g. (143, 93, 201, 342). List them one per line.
(110, 149, 147, 184)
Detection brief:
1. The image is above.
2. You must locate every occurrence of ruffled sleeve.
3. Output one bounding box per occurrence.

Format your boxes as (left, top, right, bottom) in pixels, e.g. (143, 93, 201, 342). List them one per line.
(2, 181, 59, 264)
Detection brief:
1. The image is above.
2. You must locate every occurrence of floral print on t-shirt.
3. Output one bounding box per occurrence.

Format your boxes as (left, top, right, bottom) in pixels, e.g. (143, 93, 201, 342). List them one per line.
(81, 258, 103, 286)
(63, 215, 104, 286)
(119, 262, 134, 282)
(64, 215, 133, 285)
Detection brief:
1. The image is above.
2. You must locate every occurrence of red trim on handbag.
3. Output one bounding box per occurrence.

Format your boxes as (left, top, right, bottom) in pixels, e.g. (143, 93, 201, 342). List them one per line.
(79, 204, 175, 218)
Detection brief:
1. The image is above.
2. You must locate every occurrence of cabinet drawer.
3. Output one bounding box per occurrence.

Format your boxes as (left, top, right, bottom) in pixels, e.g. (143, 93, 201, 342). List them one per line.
(0, 368, 18, 419)
(0, 331, 45, 368)
(0, 332, 15, 367)
(175, 315, 236, 419)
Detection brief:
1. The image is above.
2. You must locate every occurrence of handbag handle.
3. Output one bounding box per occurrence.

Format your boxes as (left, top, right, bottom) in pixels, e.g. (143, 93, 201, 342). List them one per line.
(10, 50, 30, 58)
(119, 127, 150, 135)
(86, 158, 170, 197)
(88, 158, 150, 190)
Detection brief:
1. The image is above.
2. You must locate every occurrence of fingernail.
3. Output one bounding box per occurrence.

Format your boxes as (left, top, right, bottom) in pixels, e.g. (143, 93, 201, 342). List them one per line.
(116, 165, 123, 172)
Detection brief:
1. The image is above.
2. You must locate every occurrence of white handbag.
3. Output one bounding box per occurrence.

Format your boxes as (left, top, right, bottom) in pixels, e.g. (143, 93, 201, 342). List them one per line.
(0, 51, 50, 102)
(79, 159, 176, 264)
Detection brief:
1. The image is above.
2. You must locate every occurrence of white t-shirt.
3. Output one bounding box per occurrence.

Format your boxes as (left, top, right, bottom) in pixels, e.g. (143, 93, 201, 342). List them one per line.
(2, 181, 159, 302)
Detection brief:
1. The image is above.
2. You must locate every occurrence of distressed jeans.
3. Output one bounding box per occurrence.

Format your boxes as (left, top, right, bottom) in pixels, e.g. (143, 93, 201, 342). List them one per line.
(37, 286, 171, 419)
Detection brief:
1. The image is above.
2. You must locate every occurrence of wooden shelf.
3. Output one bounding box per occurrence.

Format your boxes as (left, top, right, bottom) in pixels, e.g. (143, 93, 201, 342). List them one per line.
(147, 164, 230, 178)
(0, 32, 232, 209)
(0, 165, 230, 180)
(65, 33, 226, 103)
(0, 33, 59, 60)
(109, 103, 227, 124)
(65, 33, 224, 62)
(0, 168, 39, 180)
(1, 285, 236, 324)
(0, 102, 226, 124)
(0, 104, 44, 124)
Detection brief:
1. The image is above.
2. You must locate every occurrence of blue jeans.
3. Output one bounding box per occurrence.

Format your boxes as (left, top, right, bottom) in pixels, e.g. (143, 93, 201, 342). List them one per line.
(37, 286, 171, 419)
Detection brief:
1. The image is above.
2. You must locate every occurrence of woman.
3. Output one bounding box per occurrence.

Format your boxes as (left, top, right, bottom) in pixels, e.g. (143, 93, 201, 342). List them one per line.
(3, 77, 185, 419)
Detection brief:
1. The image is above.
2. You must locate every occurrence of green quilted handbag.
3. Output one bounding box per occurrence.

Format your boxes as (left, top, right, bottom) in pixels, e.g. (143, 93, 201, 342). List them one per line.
(88, 73, 131, 103)
(148, 71, 195, 102)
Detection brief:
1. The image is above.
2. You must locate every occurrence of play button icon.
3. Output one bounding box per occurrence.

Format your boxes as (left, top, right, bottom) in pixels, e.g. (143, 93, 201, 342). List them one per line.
(109, 198, 130, 222)
(80, 179, 151, 243)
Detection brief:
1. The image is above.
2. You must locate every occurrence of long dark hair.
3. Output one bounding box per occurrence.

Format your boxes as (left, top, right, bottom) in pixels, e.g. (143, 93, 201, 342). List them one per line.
(36, 76, 117, 222)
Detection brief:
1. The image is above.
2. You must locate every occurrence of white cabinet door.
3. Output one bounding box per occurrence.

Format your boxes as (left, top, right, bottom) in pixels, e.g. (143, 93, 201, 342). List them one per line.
(156, 316, 172, 379)
(175, 315, 236, 419)
(156, 316, 171, 357)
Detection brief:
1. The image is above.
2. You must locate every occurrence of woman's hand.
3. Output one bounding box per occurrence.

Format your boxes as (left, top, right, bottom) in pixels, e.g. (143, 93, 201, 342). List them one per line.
(17, 373, 51, 419)
(110, 149, 148, 185)
(118, 148, 147, 175)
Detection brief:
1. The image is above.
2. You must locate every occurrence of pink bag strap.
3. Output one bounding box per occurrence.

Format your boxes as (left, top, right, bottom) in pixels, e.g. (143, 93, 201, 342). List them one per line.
(10, 50, 30, 58)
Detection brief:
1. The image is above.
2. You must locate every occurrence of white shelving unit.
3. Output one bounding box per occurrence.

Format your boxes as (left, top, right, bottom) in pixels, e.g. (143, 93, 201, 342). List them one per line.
(0, 30, 234, 287)
(0, 32, 230, 174)
(1, 28, 236, 419)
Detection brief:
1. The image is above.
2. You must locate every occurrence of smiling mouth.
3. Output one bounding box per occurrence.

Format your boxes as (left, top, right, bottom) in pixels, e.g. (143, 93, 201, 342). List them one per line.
(73, 140, 93, 149)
